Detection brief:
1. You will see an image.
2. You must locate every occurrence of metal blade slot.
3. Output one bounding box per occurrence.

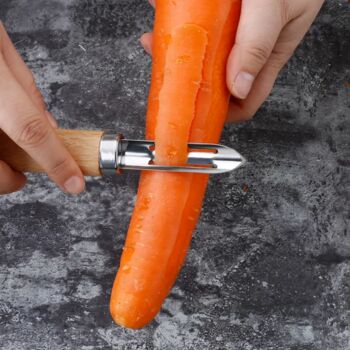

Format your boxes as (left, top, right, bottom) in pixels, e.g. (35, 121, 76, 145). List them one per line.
(118, 140, 246, 174)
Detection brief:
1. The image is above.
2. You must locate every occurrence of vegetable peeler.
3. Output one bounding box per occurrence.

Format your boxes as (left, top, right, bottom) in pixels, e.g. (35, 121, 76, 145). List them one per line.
(0, 129, 245, 176)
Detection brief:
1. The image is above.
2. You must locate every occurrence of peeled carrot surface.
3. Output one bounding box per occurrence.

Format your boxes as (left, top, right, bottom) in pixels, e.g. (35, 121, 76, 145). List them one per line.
(110, 0, 242, 329)
(155, 24, 208, 165)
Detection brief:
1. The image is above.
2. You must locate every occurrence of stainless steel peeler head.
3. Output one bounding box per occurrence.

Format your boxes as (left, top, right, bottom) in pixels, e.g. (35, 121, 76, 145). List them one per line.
(99, 132, 246, 175)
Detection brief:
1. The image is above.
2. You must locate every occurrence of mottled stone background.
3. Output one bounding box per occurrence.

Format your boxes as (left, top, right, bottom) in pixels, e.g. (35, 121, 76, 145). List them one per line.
(0, 0, 349, 349)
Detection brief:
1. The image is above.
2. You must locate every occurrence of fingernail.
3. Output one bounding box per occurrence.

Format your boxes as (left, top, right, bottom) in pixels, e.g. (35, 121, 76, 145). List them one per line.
(63, 176, 85, 195)
(45, 111, 58, 128)
(140, 38, 151, 55)
(233, 72, 255, 99)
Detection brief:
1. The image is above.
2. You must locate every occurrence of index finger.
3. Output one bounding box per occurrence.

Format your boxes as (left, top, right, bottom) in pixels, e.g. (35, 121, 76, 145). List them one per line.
(0, 53, 85, 194)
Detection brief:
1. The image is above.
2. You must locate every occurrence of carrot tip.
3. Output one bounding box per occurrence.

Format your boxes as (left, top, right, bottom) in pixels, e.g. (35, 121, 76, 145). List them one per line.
(110, 294, 157, 329)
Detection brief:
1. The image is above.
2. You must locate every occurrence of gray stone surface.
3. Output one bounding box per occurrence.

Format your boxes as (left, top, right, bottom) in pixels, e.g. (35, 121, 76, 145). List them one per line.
(0, 0, 349, 349)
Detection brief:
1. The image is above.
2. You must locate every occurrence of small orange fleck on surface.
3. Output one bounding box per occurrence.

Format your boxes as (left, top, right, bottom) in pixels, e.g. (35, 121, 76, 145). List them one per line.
(243, 184, 249, 193)
(164, 34, 172, 45)
(166, 147, 178, 159)
(176, 55, 191, 64)
(122, 265, 131, 272)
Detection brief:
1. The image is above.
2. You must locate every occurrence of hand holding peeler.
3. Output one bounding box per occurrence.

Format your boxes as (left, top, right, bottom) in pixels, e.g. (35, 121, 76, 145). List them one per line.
(0, 129, 245, 176)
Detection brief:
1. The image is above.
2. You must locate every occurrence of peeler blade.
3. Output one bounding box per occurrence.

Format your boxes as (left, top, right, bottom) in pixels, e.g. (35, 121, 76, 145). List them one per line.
(118, 140, 246, 174)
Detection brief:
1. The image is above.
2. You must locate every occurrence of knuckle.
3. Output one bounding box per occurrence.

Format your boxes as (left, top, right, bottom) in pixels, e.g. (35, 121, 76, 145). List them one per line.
(244, 43, 271, 68)
(280, 0, 291, 23)
(270, 46, 295, 69)
(17, 116, 50, 147)
(47, 157, 71, 178)
(269, 53, 288, 70)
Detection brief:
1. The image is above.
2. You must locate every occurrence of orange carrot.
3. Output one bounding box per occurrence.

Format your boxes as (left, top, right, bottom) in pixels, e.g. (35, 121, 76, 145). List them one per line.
(155, 24, 208, 165)
(110, 0, 242, 329)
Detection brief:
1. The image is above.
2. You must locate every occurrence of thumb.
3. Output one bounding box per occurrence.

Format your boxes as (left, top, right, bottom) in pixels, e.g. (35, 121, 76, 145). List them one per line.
(227, 0, 286, 99)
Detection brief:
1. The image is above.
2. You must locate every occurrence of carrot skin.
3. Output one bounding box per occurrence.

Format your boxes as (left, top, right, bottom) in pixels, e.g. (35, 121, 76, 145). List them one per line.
(110, 0, 242, 329)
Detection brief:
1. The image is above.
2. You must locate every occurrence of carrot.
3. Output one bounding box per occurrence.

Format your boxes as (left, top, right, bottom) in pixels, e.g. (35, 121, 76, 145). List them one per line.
(155, 24, 208, 165)
(110, 0, 242, 329)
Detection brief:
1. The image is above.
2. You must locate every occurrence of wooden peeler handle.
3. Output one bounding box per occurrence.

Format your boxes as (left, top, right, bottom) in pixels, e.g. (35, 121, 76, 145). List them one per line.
(0, 129, 104, 176)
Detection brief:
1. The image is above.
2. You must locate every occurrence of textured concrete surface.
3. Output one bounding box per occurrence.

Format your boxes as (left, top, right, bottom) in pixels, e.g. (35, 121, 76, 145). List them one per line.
(0, 0, 349, 349)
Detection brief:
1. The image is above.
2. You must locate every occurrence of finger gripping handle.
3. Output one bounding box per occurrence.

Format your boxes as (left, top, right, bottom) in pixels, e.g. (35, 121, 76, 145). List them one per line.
(0, 129, 103, 176)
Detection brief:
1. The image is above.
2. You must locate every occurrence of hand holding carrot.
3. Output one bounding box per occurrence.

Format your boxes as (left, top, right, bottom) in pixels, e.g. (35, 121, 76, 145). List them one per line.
(0, 0, 324, 196)
(0, 22, 85, 195)
(141, 0, 325, 122)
